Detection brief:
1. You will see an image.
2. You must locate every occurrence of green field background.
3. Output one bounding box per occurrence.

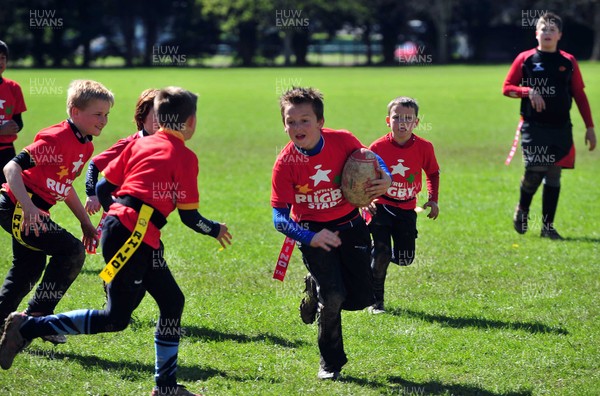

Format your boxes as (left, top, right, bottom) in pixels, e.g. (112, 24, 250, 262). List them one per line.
(0, 65, 598, 395)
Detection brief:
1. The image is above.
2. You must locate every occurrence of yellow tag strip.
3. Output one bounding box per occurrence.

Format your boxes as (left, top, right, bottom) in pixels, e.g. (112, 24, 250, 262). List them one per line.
(12, 195, 42, 252)
(99, 204, 154, 283)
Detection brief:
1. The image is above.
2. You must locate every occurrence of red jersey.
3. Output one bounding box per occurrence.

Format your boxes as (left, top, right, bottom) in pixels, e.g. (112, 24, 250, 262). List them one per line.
(3, 120, 93, 206)
(92, 130, 144, 171)
(369, 133, 439, 210)
(103, 129, 200, 249)
(0, 77, 27, 147)
(271, 128, 363, 222)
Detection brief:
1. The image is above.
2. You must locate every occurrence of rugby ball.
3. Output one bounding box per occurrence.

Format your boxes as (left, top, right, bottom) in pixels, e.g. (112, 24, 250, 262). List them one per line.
(341, 148, 380, 207)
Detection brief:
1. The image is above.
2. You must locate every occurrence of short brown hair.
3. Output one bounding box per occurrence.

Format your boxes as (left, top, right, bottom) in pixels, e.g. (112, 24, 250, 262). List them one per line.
(134, 89, 159, 130)
(387, 96, 419, 117)
(537, 12, 562, 32)
(66, 80, 114, 116)
(279, 87, 324, 122)
(154, 87, 198, 131)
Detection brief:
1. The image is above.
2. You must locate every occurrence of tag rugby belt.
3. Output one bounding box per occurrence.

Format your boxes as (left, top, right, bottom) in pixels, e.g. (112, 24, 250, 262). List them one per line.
(115, 195, 167, 229)
(6, 190, 52, 252)
(99, 196, 166, 284)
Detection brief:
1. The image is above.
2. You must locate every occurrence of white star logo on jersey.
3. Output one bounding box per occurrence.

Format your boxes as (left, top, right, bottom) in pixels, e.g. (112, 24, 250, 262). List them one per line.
(533, 62, 544, 71)
(309, 164, 331, 187)
(0, 99, 5, 109)
(391, 159, 410, 177)
(72, 154, 84, 173)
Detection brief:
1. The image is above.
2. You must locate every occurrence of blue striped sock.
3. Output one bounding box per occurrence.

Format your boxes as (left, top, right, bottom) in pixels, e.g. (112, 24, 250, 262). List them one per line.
(20, 309, 96, 339)
(155, 337, 179, 387)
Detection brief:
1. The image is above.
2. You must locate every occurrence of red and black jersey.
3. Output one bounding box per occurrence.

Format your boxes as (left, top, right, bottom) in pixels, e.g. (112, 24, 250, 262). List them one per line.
(103, 129, 200, 249)
(92, 130, 144, 171)
(369, 133, 439, 210)
(271, 128, 363, 222)
(3, 120, 93, 206)
(503, 48, 594, 128)
(0, 77, 27, 147)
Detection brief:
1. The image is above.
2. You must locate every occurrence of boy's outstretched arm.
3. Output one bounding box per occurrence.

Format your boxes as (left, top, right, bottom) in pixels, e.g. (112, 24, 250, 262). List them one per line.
(570, 58, 596, 151)
(64, 187, 97, 251)
(84, 160, 102, 214)
(424, 170, 440, 220)
(96, 178, 117, 212)
(366, 154, 392, 200)
(272, 206, 340, 252)
(178, 209, 232, 248)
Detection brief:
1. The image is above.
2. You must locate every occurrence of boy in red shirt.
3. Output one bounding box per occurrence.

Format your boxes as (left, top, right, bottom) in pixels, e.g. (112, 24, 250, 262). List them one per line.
(503, 12, 596, 239)
(368, 96, 440, 314)
(271, 87, 391, 379)
(0, 87, 232, 396)
(0, 80, 113, 340)
(0, 40, 27, 185)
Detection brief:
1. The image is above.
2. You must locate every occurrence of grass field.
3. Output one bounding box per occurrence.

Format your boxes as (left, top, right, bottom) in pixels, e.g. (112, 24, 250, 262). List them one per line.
(0, 65, 598, 396)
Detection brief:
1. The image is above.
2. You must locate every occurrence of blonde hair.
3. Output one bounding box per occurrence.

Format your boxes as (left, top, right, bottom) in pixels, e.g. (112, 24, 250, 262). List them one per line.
(66, 80, 114, 116)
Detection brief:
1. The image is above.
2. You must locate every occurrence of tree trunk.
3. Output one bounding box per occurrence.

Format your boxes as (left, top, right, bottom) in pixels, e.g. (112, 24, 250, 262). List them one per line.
(591, 1, 600, 60)
(380, 22, 398, 65)
(434, 0, 450, 64)
(122, 14, 135, 67)
(283, 30, 293, 66)
(237, 21, 257, 67)
(364, 23, 373, 66)
(293, 30, 309, 66)
(143, 15, 158, 67)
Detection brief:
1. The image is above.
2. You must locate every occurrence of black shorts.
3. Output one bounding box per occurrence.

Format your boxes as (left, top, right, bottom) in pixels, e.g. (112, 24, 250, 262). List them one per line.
(369, 204, 417, 265)
(520, 121, 573, 168)
(298, 212, 374, 311)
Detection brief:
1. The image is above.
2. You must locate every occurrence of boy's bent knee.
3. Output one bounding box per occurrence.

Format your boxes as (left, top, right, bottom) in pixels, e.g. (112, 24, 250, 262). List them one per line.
(522, 170, 545, 192)
(64, 242, 86, 280)
(372, 243, 392, 268)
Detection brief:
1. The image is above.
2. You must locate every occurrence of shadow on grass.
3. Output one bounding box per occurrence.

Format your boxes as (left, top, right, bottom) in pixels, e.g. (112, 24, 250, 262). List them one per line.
(22, 346, 278, 384)
(184, 325, 309, 348)
(341, 375, 531, 396)
(387, 307, 568, 335)
(562, 236, 600, 243)
(386, 376, 532, 396)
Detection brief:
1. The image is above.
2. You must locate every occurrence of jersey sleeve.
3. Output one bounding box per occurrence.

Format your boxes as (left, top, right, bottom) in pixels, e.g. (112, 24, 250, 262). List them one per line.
(24, 133, 59, 166)
(10, 82, 27, 114)
(102, 140, 132, 187)
(174, 151, 200, 210)
(271, 158, 295, 208)
(503, 52, 530, 98)
(92, 136, 133, 171)
(569, 56, 594, 128)
(422, 142, 440, 202)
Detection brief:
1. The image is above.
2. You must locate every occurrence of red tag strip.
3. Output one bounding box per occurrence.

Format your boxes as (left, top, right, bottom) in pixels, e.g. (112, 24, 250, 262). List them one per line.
(361, 208, 372, 224)
(505, 119, 523, 165)
(273, 237, 295, 281)
(86, 211, 108, 255)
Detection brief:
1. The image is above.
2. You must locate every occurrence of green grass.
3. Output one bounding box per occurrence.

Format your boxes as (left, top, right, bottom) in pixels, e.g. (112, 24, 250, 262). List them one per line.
(1, 65, 599, 395)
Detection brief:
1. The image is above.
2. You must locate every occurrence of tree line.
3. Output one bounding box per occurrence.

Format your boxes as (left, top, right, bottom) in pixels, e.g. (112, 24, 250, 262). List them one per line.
(1, 0, 598, 67)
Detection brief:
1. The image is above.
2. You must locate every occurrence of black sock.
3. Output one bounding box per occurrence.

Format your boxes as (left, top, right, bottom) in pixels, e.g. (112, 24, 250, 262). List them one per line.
(519, 187, 536, 212)
(542, 185, 560, 228)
